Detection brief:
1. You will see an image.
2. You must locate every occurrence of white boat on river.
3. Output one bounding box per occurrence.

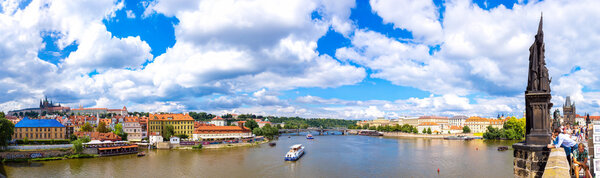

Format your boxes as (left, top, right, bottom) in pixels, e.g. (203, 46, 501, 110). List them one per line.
(284, 144, 305, 161)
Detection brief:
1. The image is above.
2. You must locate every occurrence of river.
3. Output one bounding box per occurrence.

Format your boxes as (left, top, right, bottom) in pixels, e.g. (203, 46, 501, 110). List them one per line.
(4, 135, 518, 177)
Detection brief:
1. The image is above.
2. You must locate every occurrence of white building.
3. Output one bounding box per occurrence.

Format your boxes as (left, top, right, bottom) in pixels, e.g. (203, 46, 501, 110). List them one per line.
(416, 122, 441, 133)
(123, 117, 143, 142)
(192, 126, 253, 141)
(449, 116, 468, 127)
(209, 116, 226, 126)
(170, 136, 180, 144)
(149, 135, 163, 145)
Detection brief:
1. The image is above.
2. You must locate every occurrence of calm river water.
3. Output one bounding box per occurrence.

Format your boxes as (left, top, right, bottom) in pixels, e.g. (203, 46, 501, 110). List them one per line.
(4, 135, 518, 178)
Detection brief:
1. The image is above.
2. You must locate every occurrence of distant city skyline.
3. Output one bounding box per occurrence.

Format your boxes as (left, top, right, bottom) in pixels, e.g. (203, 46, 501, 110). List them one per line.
(1, 0, 600, 119)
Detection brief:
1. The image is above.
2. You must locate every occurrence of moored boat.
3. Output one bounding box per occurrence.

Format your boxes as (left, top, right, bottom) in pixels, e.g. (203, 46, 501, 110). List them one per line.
(306, 134, 314, 139)
(357, 130, 384, 136)
(269, 142, 276, 146)
(443, 135, 473, 140)
(137, 152, 145, 157)
(284, 144, 305, 161)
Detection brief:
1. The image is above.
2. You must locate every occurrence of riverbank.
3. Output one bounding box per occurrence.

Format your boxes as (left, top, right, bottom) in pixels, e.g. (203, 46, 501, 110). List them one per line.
(1, 149, 97, 163)
(381, 132, 476, 138)
(179, 139, 270, 149)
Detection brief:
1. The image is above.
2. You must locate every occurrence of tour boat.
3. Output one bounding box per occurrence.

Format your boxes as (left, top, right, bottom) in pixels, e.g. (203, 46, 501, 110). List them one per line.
(443, 135, 473, 140)
(284, 144, 305, 161)
(306, 134, 314, 139)
(358, 130, 384, 136)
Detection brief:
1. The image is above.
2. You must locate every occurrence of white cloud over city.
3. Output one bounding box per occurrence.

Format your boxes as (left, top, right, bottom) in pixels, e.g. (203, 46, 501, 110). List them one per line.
(1, 0, 600, 119)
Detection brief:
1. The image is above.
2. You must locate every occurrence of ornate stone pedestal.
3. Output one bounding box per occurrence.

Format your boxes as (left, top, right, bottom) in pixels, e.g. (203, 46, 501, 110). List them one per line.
(524, 92, 552, 145)
(513, 142, 550, 178)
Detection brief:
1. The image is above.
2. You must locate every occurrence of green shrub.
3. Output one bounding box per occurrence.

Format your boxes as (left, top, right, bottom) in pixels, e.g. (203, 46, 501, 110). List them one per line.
(192, 144, 203, 149)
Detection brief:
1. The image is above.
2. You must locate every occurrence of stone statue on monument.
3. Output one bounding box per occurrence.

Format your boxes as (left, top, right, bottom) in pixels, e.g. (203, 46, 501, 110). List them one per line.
(512, 13, 555, 178)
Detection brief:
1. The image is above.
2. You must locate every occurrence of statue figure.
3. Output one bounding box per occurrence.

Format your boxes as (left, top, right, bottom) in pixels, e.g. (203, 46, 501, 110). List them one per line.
(523, 14, 553, 145)
(526, 15, 551, 93)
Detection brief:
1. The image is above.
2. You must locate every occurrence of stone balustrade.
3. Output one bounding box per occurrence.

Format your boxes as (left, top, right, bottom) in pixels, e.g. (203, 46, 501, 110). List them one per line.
(541, 148, 570, 178)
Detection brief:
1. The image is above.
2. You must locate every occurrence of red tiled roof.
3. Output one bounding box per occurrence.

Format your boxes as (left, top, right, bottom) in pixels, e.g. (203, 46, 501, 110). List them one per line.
(449, 126, 462, 130)
(74, 131, 121, 141)
(418, 122, 439, 126)
(194, 126, 250, 134)
(466, 117, 489, 122)
(149, 114, 194, 121)
(212, 116, 224, 120)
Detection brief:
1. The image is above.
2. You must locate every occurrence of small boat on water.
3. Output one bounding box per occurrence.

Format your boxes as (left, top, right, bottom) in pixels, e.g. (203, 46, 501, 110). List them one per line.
(137, 152, 145, 157)
(497, 146, 509, 151)
(358, 130, 384, 136)
(443, 135, 473, 140)
(284, 144, 305, 161)
(269, 142, 276, 146)
(306, 134, 314, 139)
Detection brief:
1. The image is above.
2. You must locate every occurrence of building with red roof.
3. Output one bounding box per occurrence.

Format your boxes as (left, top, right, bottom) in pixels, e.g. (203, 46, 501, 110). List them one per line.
(192, 125, 253, 141)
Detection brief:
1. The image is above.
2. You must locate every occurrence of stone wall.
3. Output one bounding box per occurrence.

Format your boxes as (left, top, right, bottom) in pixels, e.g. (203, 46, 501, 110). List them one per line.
(0, 149, 71, 160)
(513, 143, 550, 178)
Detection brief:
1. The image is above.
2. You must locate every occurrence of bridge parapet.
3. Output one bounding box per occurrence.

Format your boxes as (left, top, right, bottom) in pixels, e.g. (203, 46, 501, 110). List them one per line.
(541, 148, 570, 178)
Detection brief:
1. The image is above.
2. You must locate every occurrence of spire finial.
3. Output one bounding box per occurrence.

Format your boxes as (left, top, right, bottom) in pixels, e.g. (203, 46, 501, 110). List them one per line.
(537, 12, 543, 34)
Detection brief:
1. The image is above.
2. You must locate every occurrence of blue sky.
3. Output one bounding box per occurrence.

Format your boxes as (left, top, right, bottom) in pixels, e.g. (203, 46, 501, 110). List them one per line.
(2, 0, 600, 119)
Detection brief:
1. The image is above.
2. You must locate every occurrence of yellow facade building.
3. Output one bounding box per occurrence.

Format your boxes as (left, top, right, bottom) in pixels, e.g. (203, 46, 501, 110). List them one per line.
(148, 114, 195, 138)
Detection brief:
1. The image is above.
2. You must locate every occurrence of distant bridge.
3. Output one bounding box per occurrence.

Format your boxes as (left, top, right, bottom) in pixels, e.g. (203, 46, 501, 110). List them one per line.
(278, 127, 351, 135)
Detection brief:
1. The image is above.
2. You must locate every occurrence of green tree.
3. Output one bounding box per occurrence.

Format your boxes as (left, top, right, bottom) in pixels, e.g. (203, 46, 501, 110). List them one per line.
(245, 120, 259, 130)
(162, 125, 175, 141)
(427, 128, 432, 134)
(252, 127, 263, 136)
(422, 128, 426, 134)
(97, 122, 111, 133)
(81, 122, 93, 132)
(503, 117, 525, 139)
(0, 117, 15, 147)
(71, 136, 90, 153)
(411, 127, 418, 134)
(463, 126, 471, 133)
(72, 139, 83, 153)
(112, 123, 128, 140)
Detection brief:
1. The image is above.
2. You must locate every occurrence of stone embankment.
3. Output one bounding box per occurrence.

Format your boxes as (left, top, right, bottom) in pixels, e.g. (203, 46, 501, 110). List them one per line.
(0, 149, 71, 160)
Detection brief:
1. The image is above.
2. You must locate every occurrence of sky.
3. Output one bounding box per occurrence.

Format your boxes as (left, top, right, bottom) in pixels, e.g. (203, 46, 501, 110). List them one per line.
(1, 0, 600, 120)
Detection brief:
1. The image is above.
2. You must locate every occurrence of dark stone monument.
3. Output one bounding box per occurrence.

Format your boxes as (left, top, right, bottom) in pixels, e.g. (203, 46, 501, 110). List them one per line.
(513, 15, 553, 178)
(523, 14, 553, 145)
(552, 109, 560, 130)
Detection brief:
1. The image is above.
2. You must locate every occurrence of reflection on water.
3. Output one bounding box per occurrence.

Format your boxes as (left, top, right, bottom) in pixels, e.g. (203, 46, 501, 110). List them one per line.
(5, 135, 517, 177)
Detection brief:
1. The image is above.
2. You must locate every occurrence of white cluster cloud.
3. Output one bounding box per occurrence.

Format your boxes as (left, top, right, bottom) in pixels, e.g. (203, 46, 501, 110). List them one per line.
(370, 0, 443, 43)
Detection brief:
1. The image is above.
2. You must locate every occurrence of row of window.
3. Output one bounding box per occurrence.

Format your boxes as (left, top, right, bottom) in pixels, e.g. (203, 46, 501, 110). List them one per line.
(21, 127, 63, 132)
(150, 121, 192, 125)
(18, 133, 63, 139)
(149, 125, 192, 130)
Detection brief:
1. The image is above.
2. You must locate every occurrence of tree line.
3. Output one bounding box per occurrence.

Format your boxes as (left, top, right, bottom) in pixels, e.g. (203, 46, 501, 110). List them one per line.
(483, 117, 525, 140)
